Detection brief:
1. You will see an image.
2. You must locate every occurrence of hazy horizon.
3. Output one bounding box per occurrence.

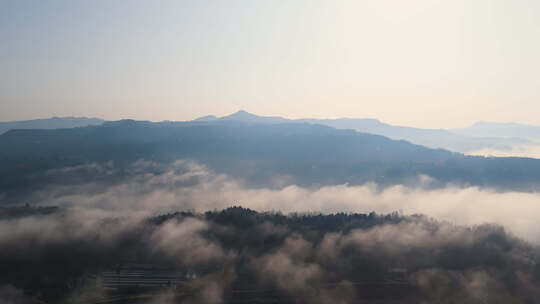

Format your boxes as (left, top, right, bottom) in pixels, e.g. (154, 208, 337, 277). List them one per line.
(2, 110, 540, 129)
(3, 0, 540, 128)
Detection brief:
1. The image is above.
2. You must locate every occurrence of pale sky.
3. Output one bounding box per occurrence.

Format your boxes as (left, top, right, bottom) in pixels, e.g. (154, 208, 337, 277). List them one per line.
(1, 0, 539, 128)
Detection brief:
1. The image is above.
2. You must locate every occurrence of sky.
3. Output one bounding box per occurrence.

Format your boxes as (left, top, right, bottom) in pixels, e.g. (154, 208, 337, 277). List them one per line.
(1, 0, 540, 128)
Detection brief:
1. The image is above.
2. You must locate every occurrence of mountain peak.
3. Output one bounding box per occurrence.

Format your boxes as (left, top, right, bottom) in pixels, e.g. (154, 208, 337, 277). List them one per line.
(220, 110, 289, 124)
(226, 110, 257, 118)
(193, 115, 218, 122)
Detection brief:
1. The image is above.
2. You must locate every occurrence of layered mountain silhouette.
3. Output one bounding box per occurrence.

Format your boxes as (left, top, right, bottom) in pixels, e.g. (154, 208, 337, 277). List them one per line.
(453, 121, 540, 141)
(2, 113, 540, 204)
(4, 112, 538, 154)
(194, 111, 539, 154)
(0, 117, 104, 135)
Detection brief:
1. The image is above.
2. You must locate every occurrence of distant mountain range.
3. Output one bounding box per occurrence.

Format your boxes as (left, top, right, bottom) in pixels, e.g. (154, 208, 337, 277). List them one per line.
(2, 112, 539, 156)
(0, 117, 104, 135)
(193, 111, 540, 155)
(3, 114, 540, 204)
(453, 121, 540, 141)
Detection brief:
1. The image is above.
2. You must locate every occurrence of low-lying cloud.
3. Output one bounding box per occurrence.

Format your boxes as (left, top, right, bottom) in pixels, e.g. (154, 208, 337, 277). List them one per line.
(6, 159, 540, 303)
(24, 160, 540, 243)
(467, 145, 540, 158)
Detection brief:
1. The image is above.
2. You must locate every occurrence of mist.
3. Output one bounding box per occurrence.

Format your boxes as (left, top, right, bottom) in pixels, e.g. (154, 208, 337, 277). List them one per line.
(24, 159, 540, 244)
(468, 145, 540, 159)
(3, 159, 540, 302)
(2, 203, 539, 303)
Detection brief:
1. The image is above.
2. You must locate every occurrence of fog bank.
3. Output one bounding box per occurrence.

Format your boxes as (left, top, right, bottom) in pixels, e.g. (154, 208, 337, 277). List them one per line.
(23, 160, 540, 243)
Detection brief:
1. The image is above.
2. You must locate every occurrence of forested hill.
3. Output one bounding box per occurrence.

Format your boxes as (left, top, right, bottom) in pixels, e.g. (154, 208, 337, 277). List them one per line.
(1, 206, 538, 303)
(1, 120, 540, 204)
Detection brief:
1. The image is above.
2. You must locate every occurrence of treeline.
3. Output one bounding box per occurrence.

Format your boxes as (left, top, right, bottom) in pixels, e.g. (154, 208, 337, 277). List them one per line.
(1, 206, 538, 303)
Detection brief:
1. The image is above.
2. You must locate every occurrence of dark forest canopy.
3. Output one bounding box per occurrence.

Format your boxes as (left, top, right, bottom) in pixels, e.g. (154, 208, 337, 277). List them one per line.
(1, 205, 539, 303)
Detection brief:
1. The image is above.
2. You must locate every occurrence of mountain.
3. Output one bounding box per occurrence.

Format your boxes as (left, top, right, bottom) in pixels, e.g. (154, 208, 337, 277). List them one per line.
(0, 117, 104, 134)
(3, 119, 540, 204)
(196, 110, 289, 124)
(194, 111, 539, 154)
(298, 118, 537, 153)
(453, 122, 540, 141)
(193, 115, 218, 122)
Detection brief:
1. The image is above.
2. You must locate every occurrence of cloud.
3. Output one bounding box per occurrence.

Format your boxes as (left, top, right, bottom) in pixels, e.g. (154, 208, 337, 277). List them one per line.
(5, 159, 540, 302)
(150, 217, 235, 267)
(1, 190, 539, 302)
(467, 145, 540, 158)
(0, 206, 235, 304)
(253, 234, 355, 304)
(26, 160, 540, 243)
(248, 219, 538, 303)
(410, 268, 540, 303)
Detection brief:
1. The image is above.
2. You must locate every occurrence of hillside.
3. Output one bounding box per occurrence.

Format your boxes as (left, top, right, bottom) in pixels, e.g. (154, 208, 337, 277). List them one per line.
(2, 119, 540, 204)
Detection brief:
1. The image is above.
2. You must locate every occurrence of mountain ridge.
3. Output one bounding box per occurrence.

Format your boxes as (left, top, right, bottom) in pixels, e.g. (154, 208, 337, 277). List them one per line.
(5, 112, 540, 155)
(3, 118, 540, 205)
(194, 111, 540, 154)
(0, 116, 104, 135)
